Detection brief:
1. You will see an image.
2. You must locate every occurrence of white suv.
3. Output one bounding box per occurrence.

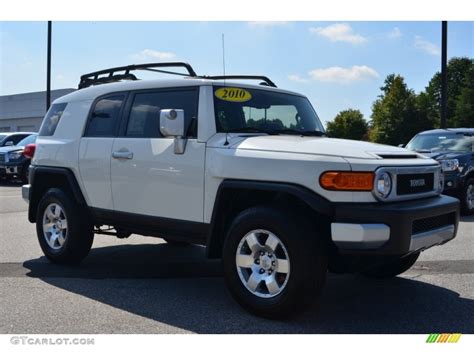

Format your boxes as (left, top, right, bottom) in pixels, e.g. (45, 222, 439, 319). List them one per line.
(22, 63, 460, 318)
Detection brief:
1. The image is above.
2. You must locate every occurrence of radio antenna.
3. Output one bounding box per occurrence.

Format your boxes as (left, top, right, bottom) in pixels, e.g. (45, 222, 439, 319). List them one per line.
(221, 33, 230, 147)
(222, 33, 226, 87)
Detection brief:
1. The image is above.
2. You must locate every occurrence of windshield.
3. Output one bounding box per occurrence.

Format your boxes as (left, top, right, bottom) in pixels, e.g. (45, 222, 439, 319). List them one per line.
(0, 134, 8, 144)
(406, 133, 474, 153)
(16, 134, 37, 147)
(213, 86, 325, 135)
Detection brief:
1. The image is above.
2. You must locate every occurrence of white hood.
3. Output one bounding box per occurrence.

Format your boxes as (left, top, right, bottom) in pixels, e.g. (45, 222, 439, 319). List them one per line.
(226, 135, 417, 159)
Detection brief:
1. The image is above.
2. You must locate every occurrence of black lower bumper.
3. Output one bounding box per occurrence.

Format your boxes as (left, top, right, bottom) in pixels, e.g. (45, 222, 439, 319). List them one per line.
(0, 161, 26, 177)
(332, 195, 460, 255)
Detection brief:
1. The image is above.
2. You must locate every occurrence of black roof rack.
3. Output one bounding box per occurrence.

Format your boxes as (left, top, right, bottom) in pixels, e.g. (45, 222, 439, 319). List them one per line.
(199, 75, 277, 88)
(78, 62, 197, 89)
(78, 62, 278, 89)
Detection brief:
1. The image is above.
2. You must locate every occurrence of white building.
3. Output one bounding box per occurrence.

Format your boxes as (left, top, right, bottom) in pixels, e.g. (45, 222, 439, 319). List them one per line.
(0, 89, 75, 132)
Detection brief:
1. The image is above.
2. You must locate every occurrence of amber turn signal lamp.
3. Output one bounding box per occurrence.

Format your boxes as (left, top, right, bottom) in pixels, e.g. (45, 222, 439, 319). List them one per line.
(320, 171, 374, 191)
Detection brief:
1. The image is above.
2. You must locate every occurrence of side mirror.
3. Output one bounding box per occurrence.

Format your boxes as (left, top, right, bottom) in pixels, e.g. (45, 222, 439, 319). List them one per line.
(160, 109, 187, 154)
(398, 144, 405, 148)
(4, 141, 14, 146)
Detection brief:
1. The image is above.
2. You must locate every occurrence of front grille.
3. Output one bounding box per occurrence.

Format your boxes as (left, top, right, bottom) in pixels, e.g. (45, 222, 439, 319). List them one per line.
(412, 213, 455, 235)
(0, 153, 5, 164)
(397, 173, 434, 195)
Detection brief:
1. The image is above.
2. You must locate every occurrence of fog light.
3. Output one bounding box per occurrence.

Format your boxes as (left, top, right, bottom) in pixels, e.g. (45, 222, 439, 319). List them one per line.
(375, 172, 392, 198)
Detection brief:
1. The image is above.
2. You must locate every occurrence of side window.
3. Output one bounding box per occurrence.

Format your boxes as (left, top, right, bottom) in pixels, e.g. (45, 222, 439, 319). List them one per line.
(85, 95, 125, 137)
(125, 89, 198, 138)
(39, 103, 68, 136)
(11, 135, 28, 144)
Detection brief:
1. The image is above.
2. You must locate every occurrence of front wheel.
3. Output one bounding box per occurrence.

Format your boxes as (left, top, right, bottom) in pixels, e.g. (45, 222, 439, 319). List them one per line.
(461, 178, 474, 215)
(36, 188, 94, 264)
(223, 206, 327, 319)
(361, 252, 420, 279)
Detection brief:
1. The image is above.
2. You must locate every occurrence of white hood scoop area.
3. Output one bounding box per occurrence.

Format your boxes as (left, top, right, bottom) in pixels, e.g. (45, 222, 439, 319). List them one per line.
(228, 135, 420, 160)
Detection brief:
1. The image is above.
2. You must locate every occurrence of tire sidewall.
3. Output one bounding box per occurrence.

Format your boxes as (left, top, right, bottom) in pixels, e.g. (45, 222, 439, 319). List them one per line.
(36, 188, 93, 263)
(223, 206, 326, 317)
(461, 178, 474, 215)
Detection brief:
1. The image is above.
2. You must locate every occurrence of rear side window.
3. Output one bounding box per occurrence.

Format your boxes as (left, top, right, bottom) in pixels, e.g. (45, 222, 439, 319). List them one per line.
(125, 89, 198, 138)
(10, 134, 29, 144)
(39, 103, 68, 136)
(85, 95, 125, 137)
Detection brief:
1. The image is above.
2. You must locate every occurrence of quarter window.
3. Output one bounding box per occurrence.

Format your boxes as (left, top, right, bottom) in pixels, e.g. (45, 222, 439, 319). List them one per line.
(85, 95, 125, 137)
(125, 89, 198, 138)
(39, 103, 68, 136)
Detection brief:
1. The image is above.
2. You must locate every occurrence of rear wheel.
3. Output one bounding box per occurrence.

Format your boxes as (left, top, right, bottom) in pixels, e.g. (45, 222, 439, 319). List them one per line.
(36, 188, 94, 264)
(361, 252, 420, 279)
(223, 206, 327, 319)
(461, 178, 474, 215)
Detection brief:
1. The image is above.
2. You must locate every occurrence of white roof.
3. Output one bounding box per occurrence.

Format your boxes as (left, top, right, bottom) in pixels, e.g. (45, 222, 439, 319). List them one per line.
(54, 78, 305, 104)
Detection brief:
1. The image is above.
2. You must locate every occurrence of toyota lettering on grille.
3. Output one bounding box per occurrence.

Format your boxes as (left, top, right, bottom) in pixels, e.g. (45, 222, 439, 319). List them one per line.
(410, 179, 426, 187)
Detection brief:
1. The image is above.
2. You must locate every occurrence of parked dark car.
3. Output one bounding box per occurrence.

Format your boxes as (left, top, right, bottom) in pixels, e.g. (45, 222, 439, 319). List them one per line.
(0, 132, 35, 147)
(0, 133, 37, 183)
(405, 128, 474, 215)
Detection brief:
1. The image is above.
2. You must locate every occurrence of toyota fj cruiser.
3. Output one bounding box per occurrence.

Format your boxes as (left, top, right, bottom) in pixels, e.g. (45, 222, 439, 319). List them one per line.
(22, 62, 460, 318)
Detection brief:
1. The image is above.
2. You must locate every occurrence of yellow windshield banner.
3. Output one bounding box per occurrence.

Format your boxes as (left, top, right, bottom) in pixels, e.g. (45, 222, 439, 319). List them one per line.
(215, 87, 252, 102)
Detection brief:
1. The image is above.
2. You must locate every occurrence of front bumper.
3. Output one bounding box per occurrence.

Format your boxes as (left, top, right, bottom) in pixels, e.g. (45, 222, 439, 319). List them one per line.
(331, 195, 460, 255)
(0, 161, 25, 176)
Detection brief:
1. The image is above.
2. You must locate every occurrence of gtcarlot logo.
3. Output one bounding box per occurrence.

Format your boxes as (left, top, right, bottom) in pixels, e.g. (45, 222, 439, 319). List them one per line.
(10, 336, 95, 346)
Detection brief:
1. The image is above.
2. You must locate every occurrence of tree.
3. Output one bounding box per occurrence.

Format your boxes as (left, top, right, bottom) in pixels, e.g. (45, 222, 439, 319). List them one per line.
(452, 65, 474, 127)
(370, 74, 434, 145)
(326, 109, 368, 140)
(424, 57, 474, 127)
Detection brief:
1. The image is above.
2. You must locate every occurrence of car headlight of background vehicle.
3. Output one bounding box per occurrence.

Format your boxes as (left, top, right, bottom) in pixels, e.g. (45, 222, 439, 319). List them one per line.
(440, 159, 459, 172)
(7, 151, 23, 160)
(375, 172, 392, 198)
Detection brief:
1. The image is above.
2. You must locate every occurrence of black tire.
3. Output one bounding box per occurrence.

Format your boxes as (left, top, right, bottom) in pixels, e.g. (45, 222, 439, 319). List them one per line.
(460, 178, 474, 215)
(36, 188, 94, 264)
(361, 252, 420, 279)
(223, 206, 327, 319)
(163, 238, 191, 246)
(20, 165, 29, 184)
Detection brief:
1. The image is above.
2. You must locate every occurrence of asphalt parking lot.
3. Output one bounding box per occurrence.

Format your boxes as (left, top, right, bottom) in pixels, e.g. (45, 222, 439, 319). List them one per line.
(0, 180, 472, 334)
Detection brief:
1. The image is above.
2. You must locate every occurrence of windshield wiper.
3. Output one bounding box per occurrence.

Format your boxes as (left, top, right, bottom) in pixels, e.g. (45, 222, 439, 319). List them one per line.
(272, 128, 325, 137)
(226, 127, 278, 135)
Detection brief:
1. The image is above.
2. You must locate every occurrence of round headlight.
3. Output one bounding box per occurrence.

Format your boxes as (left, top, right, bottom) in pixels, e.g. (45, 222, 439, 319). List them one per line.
(375, 172, 392, 198)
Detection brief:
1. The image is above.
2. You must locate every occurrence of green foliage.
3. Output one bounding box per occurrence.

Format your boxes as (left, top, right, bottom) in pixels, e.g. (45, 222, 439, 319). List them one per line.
(425, 57, 474, 127)
(367, 57, 473, 145)
(369, 75, 434, 145)
(452, 64, 474, 127)
(326, 109, 368, 140)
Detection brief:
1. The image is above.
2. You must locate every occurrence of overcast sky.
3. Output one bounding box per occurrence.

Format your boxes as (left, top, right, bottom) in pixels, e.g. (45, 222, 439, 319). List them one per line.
(0, 21, 472, 124)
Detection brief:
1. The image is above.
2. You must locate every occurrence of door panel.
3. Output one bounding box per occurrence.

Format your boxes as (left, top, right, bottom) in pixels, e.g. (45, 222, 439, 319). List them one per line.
(111, 138, 205, 222)
(78, 137, 115, 209)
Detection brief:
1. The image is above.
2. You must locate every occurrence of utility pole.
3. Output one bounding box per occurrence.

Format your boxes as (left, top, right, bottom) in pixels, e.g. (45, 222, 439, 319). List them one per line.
(441, 21, 448, 129)
(46, 21, 52, 111)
